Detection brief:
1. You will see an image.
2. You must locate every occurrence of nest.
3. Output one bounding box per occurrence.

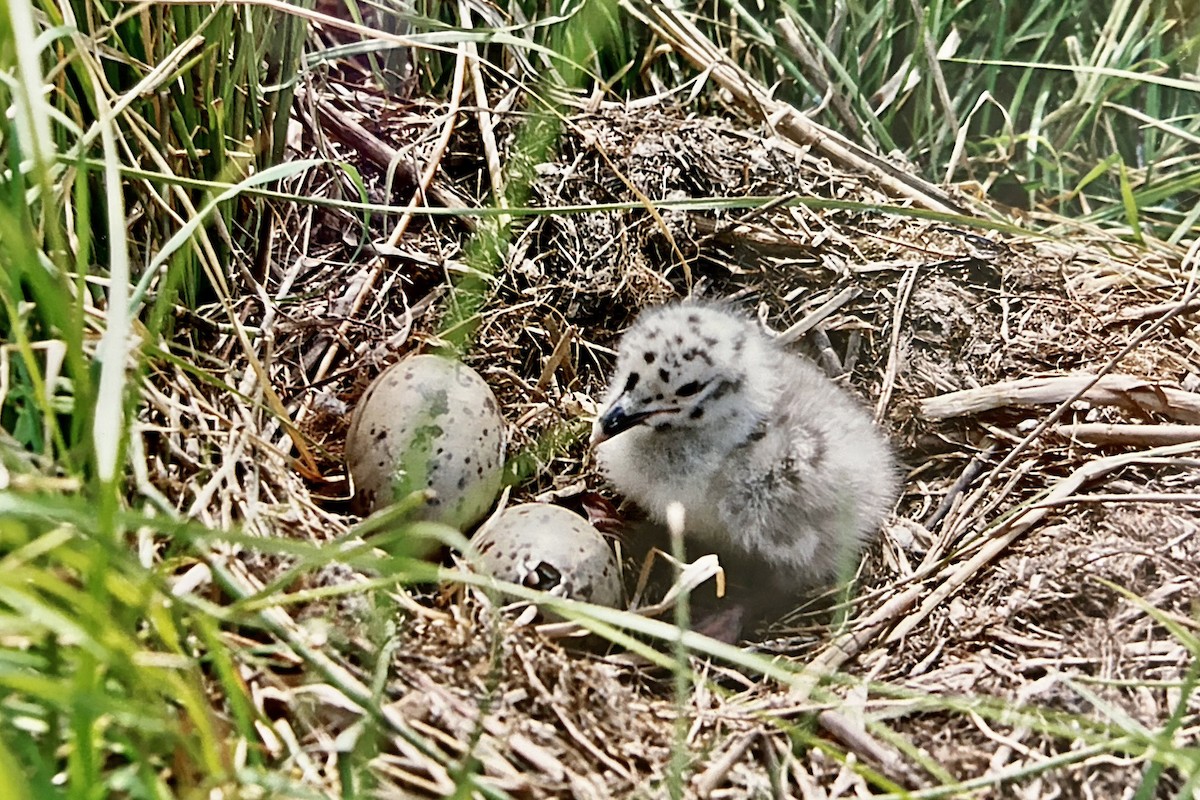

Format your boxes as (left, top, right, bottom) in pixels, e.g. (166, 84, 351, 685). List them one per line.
(140, 42, 1200, 798)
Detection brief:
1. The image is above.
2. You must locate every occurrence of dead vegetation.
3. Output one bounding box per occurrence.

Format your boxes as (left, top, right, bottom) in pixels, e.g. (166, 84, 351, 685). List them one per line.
(140, 7, 1200, 798)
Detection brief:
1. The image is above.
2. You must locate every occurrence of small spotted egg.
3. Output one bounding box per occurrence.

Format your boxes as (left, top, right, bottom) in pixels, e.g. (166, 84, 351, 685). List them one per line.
(346, 354, 505, 530)
(471, 503, 623, 609)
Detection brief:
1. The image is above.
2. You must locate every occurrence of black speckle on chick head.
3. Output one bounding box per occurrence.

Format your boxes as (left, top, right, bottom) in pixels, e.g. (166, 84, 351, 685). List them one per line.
(604, 303, 758, 435)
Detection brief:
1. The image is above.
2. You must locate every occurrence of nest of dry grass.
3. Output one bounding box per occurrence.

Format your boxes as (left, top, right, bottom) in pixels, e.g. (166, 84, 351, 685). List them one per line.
(140, 26, 1200, 798)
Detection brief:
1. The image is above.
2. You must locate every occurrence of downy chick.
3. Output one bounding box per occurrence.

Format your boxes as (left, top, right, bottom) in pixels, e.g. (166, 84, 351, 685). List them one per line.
(591, 303, 897, 639)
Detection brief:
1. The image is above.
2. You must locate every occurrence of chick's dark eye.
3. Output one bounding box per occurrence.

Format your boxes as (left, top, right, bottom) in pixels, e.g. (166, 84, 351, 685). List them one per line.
(676, 380, 707, 397)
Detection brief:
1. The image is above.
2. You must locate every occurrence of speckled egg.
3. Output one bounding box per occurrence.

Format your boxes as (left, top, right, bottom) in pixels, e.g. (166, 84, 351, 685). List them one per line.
(346, 354, 505, 530)
(471, 503, 622, 608)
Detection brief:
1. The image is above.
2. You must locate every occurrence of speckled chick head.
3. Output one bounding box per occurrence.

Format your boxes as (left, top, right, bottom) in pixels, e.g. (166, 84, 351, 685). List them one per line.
(591, 303, 776, 446)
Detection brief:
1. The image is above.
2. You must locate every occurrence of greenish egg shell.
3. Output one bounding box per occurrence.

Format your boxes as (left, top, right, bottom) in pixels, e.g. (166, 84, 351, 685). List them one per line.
(346, 354, 505, 531)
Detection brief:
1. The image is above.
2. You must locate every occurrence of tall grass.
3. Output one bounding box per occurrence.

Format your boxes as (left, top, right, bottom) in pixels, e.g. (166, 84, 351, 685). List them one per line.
(0, 0, 307, 795)
(712, 0, 1200, 239)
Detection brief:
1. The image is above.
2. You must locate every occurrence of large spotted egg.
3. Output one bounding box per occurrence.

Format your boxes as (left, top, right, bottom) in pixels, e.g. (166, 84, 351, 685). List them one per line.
(471, 504, 622, 608)
(346, 354, 505, 530)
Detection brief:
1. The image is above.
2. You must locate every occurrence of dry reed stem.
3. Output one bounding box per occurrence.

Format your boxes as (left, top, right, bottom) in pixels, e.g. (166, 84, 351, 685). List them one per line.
(919, 373, 1200, 423)
(774, 17, 864, 141)
(874, 265, 918, 422)
(313, 98, 476, 215)
(1056, 422, 1200, 446)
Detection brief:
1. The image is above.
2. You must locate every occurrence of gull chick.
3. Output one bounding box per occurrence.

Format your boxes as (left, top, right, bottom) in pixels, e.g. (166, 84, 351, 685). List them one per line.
(591, 303, 897, 634)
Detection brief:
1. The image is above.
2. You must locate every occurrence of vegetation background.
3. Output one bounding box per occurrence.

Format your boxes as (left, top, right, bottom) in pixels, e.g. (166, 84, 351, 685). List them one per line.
(0, 0, 1197, 797)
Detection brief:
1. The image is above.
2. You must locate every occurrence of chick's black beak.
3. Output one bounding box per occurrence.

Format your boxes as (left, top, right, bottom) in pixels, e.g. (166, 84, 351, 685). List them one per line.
(590, 402, 655, 447)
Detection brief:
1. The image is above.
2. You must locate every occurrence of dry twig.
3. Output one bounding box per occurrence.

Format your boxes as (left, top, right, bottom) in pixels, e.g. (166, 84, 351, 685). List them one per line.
(919, 374, 1200, 423)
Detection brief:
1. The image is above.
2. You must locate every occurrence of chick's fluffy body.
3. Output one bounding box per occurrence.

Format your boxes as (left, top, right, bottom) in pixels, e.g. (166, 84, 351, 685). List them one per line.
(593, 303, 896, 592)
